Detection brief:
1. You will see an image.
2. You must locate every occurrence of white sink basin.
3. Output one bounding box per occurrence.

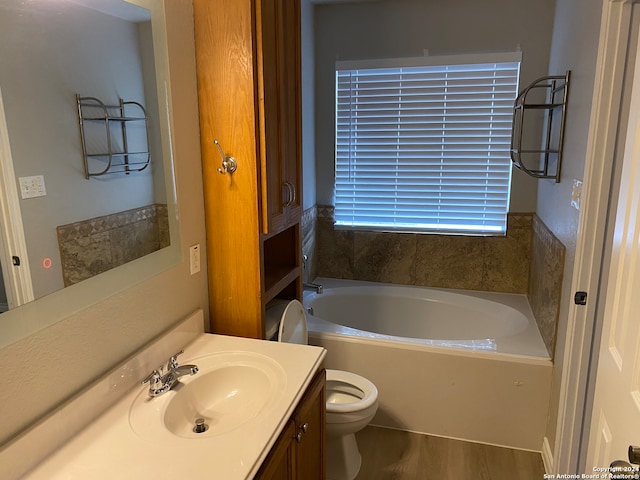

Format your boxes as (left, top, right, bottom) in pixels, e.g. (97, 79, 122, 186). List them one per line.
(129, 351, 286, 441)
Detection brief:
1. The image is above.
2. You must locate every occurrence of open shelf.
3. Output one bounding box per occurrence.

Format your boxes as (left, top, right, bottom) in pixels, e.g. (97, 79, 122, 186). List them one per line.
(77, 95, 151, 178)
(510, 71, 570, 182)
(262, 224, 301, 305)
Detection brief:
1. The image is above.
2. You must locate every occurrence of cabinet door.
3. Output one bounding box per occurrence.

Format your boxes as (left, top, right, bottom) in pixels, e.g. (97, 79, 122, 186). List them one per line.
(293, 369, 326, 479)
(258, 0, 302, 235)
(256, 421, 295, 480)
(193, 0, 265, 339)
(256, 369, 326, 479)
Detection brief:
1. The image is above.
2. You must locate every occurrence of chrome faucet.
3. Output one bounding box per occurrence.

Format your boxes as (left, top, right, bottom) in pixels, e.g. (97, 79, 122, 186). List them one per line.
(142, 350, 198, 397)
(303, 282, 323, 294)
(302, 255, 323, 293)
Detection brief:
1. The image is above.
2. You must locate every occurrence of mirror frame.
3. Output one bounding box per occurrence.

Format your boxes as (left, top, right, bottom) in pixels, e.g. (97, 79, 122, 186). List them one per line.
(0, 0, 182, 350)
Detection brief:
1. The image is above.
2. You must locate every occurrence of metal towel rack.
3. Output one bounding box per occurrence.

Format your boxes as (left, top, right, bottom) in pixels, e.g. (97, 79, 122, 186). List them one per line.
(76, 95, 151, 178)
(510, 71, 570, 183)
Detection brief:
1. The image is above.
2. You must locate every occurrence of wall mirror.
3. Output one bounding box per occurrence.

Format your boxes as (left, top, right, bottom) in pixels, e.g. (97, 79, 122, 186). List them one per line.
(0, 0, 182, 349)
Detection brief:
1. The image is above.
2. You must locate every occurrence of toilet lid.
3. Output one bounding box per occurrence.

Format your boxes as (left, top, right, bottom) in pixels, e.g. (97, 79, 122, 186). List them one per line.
(277, 299, 308, 345)
(265, 299, 289, 340)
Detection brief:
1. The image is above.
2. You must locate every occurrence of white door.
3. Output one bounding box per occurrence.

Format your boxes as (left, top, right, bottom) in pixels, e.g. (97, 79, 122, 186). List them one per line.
(584, 28, 640, 474)
(0, 86, 33, 309)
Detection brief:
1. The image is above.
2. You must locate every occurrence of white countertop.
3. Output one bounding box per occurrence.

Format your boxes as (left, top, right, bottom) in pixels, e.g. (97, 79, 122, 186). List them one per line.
(23, 333, 326, 480)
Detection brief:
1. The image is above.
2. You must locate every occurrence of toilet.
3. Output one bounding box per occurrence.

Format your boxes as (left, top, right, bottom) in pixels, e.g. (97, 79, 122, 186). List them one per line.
(269, 299, 379, 480)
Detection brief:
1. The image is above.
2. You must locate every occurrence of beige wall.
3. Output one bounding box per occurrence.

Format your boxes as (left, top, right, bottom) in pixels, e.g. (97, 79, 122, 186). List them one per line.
(313, 0, 557, 213)
(540, 0, 603, 455)
(0, 0, 209, 447)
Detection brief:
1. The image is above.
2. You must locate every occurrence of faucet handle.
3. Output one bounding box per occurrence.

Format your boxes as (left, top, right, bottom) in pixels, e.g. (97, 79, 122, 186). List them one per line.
(167, 349, 185, 370)
(142, 369, 162, 386)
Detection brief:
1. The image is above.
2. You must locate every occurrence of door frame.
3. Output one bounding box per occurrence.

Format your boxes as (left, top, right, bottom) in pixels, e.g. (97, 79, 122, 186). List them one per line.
(552, 0, 638, 472)
(0, 86, 34, 308)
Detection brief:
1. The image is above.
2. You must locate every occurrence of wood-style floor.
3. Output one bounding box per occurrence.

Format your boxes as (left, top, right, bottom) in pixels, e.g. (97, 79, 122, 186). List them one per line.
(354, 426, 546, 480)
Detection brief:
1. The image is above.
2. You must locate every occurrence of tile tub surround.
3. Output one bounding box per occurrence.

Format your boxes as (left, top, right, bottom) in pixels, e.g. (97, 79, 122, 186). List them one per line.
(57, 204, 170, 286)
(302, 206, 318, 282)
(311, 207, 566, 358)
(314, 206, 533, 294)
(528, 215, 565, 357)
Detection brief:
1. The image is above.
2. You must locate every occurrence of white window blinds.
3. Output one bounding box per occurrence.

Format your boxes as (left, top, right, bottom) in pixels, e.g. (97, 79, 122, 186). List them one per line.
(335, 53, 521, 235)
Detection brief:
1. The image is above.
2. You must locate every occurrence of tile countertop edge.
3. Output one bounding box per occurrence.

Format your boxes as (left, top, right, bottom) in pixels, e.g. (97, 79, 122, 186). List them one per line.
(15, 323, 327, 479)
(0, 309, 205, 480)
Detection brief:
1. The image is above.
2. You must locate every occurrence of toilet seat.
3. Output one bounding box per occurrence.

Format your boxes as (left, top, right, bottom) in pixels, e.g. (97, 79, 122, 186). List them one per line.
(326, 369, 378, 414)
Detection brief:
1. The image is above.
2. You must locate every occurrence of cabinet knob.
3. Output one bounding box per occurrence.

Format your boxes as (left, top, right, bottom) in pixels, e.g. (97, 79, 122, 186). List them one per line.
(294, 422, 309, 443)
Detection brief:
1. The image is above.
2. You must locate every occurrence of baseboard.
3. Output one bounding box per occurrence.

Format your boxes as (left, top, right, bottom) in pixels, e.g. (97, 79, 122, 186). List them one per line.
(368, 424, 545, 453)
(542, 436, 554, 473)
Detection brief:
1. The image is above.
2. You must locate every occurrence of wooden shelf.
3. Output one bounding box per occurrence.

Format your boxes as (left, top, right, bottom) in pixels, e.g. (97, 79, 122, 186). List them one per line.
(264, 266, 300, 304)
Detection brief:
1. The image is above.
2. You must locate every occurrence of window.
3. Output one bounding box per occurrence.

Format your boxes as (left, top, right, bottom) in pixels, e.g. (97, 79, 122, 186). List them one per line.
(335, 52, 521, 235)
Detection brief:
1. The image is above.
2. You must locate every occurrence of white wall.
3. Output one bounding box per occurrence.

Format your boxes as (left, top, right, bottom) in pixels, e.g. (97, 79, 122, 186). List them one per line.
(0, 0, 208, 447)
(313, 0, 557, 212)
(540, 0, 603, 455)
(0, 2, 159, 298)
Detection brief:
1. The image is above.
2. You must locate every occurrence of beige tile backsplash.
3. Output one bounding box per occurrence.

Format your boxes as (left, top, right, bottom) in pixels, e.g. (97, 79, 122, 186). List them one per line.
(57, 204, 170, 287)
(303, 206, 565, 357)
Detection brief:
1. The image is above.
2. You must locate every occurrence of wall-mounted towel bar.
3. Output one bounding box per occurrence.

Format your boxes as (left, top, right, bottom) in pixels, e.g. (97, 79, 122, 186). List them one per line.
(510, 71, 570, 183)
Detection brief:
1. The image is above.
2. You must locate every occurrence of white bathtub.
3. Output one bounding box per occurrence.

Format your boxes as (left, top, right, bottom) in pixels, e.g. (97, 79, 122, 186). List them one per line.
(304, 278, 553, 451)
(304, 278, 549, 358)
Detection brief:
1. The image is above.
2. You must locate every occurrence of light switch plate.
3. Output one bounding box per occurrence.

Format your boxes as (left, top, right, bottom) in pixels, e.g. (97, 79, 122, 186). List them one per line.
(19, 175, 47, 199)
(571, 179, 582, 211)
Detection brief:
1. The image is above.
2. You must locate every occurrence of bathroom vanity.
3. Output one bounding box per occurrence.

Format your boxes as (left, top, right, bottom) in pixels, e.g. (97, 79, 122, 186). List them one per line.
(257, 369, 326, 479)
(5, 311, 326, 479)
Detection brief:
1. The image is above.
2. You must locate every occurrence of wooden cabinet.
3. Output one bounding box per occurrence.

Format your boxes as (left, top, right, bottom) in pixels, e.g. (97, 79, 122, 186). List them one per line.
(193, 0, 302, 338)
(258, 0, 302, 235)
(293, 369, 326, 479)
(256, 369, 326, 480)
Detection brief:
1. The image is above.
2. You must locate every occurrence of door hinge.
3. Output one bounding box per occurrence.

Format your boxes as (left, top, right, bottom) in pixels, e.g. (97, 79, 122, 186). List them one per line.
(574, 291, 587, 305)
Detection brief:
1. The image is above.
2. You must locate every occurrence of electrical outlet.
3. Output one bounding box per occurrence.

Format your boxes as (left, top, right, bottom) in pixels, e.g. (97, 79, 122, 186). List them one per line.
(189, 244, 201, 275)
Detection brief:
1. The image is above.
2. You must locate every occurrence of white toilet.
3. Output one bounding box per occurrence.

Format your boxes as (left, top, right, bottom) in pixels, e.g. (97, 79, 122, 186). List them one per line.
(269, 299, 379, 480)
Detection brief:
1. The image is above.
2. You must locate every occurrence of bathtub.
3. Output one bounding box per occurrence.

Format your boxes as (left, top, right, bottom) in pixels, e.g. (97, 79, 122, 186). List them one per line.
(304, 278, 553, 451)
(304, 277, 550, 358)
